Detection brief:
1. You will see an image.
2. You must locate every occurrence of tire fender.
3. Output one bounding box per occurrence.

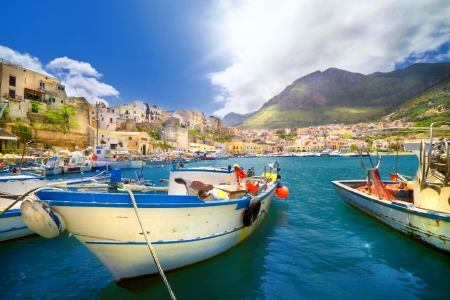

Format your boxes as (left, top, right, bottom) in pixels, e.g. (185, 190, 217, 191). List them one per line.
(243, 197, 261, 227)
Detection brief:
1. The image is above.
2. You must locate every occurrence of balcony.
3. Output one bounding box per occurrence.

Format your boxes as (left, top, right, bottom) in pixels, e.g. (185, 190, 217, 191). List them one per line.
(3, 93, 22, 101)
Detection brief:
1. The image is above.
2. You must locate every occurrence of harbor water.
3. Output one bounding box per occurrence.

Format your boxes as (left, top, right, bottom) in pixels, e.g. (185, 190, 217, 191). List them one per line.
(2, 154, 450, 299)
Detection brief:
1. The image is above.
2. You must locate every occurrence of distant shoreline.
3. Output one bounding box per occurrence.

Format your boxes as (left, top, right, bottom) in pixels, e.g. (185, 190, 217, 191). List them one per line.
(341, 152, 415, 156)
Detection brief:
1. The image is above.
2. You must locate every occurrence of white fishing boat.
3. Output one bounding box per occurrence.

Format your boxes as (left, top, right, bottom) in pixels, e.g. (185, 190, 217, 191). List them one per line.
(292, 153, 305, 157)
(90, 145, 144, 170)
(0, 173, 48, 242)
(63, 154, 92, 174)
(318, 149, 332, 157)
(0, 172, 110, 243)
(36, 155, 64, 176)
(20, 162, 289, 285)
(330, 150, 342, 157)
(332, 121, 450, 255)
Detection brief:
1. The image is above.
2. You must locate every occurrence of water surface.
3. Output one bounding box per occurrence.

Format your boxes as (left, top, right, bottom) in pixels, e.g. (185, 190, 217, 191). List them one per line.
(2, 154, 450, 299)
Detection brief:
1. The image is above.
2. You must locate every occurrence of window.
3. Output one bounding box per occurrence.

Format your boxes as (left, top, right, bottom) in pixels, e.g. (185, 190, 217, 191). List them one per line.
(9, 90, 15, 98)
(129, 137, 132, 140)
(9, 76, 16, 86)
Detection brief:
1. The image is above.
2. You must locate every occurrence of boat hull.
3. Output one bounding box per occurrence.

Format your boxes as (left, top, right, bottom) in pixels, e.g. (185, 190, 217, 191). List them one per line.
(332, 180, 450, 254)
(34, 184, 277, 283)
(0, 198, 34, 242)
(92, 160, 143, 170)
(0, 207, 34, 242)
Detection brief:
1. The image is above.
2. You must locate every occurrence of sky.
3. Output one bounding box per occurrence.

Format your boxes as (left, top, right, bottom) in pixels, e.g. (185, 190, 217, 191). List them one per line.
(1, 0, 449, 119)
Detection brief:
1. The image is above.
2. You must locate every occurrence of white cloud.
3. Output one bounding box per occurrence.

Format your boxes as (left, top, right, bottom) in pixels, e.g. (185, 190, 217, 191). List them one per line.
(208, 0, 450, 117)
(47, 57, 101, 78)
(0, 46, 119, 106)
(46, 57, 119, 106)
(0, 45, 47, 74)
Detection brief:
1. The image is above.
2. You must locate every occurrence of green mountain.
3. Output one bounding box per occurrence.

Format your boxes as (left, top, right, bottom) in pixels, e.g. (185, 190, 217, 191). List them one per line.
(386, 74, 450, 126)
(238, 62, 450, 129)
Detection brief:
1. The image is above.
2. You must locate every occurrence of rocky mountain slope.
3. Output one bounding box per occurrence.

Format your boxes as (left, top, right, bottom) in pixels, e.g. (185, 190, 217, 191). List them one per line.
(235, 62, 450, 129)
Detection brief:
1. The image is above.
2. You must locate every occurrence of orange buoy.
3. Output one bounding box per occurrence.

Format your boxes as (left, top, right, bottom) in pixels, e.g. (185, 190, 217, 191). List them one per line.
(276, 185, 289, 199)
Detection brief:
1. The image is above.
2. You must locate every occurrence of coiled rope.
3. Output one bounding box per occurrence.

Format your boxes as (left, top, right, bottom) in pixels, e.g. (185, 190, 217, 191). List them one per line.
(0, 183, 177, 299)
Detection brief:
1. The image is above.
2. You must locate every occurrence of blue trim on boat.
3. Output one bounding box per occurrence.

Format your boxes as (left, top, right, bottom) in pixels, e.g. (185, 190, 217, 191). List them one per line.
(0, 210, 22, 218)
(171, 168, 233, 174)
(86, 228, 239, 245)
(0, 225, 29, 234)
(35, 184, 274, 209)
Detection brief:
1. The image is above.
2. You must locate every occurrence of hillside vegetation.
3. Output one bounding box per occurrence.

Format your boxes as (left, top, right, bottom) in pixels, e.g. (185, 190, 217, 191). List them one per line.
(238, 62, 450, 129)
(386, 75, 450, 126)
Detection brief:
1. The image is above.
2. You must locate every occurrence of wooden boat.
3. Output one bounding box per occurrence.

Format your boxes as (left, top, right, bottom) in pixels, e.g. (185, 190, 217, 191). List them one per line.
(20, 162, 288, 285)
(332, 121, 450, 255)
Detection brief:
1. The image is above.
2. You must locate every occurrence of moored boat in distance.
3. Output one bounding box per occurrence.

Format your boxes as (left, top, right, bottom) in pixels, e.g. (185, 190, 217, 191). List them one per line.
(63, 154, 92, 174)
(0, 171, 110, 243)
(332, 121, 450, 255)
(90, 145, 144, 170)
(19, 161, 288, 285)
(330, 150, 342, 157)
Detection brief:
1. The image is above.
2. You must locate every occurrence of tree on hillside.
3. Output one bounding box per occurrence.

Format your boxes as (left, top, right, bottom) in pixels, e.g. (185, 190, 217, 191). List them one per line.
(44, 104, 78, 133)
(11, 119, 32, 147)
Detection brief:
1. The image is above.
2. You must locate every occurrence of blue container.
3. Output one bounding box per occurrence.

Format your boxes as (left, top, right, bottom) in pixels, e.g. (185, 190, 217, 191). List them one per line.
(110, 168, 122, 182)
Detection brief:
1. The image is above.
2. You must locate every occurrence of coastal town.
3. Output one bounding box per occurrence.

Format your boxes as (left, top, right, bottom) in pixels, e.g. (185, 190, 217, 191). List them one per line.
(0, 60, 413, 158)
(3, 2, 450, 299)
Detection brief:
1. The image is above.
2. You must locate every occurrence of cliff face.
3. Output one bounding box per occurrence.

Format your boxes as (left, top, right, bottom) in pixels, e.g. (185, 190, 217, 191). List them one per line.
(34, 130, 89, 150)
(2, 122, 89, 151)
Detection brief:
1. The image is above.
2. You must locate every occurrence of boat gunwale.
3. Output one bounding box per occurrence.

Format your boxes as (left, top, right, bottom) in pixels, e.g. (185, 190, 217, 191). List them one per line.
(34, 182, 277, 208)
(332, 180, 450, 221)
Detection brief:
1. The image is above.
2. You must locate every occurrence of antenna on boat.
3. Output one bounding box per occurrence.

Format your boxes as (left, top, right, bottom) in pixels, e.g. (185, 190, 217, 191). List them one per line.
(396, 136, 399, 175)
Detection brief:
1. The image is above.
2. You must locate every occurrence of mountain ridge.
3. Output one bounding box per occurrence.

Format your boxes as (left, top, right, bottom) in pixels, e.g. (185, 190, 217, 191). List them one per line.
(232, 62, 450, 129)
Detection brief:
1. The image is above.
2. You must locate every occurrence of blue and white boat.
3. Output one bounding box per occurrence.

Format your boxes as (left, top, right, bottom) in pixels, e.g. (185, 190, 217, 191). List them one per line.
(38, 156, 64, 176)
(330, 150, 342, 157)
(90, 146, 144, 170)
(0, 173, 49, 242)
(332, 121, 450, 255)
(0, 172, 110, 243)
(20, 162, 287, 285)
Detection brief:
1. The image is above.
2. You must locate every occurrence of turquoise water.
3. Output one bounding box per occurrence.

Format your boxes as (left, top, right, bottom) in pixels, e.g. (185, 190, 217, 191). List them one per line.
(2, 155, 450, 299)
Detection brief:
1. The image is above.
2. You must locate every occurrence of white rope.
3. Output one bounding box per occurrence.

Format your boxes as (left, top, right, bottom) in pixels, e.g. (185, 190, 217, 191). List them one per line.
(118, 184, 177, 300)
(0, 182, 176, 299)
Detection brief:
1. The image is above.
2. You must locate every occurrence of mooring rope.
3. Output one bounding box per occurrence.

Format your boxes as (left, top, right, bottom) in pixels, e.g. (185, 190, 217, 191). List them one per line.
(0, 182, 176, 299)
(117, 183, 177, 300)
(0, 183, 167, 216)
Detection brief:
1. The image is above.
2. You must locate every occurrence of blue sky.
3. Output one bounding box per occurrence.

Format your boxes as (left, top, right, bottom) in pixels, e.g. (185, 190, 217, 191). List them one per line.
(1, 1, 449, 119)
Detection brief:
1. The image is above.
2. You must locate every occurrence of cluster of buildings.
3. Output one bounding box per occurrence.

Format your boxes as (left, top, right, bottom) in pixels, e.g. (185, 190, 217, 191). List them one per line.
(0, 59, 411, 155)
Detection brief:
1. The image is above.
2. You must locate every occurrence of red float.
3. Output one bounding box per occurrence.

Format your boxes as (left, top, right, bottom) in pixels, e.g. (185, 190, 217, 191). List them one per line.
(275, 185, 289, 199)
